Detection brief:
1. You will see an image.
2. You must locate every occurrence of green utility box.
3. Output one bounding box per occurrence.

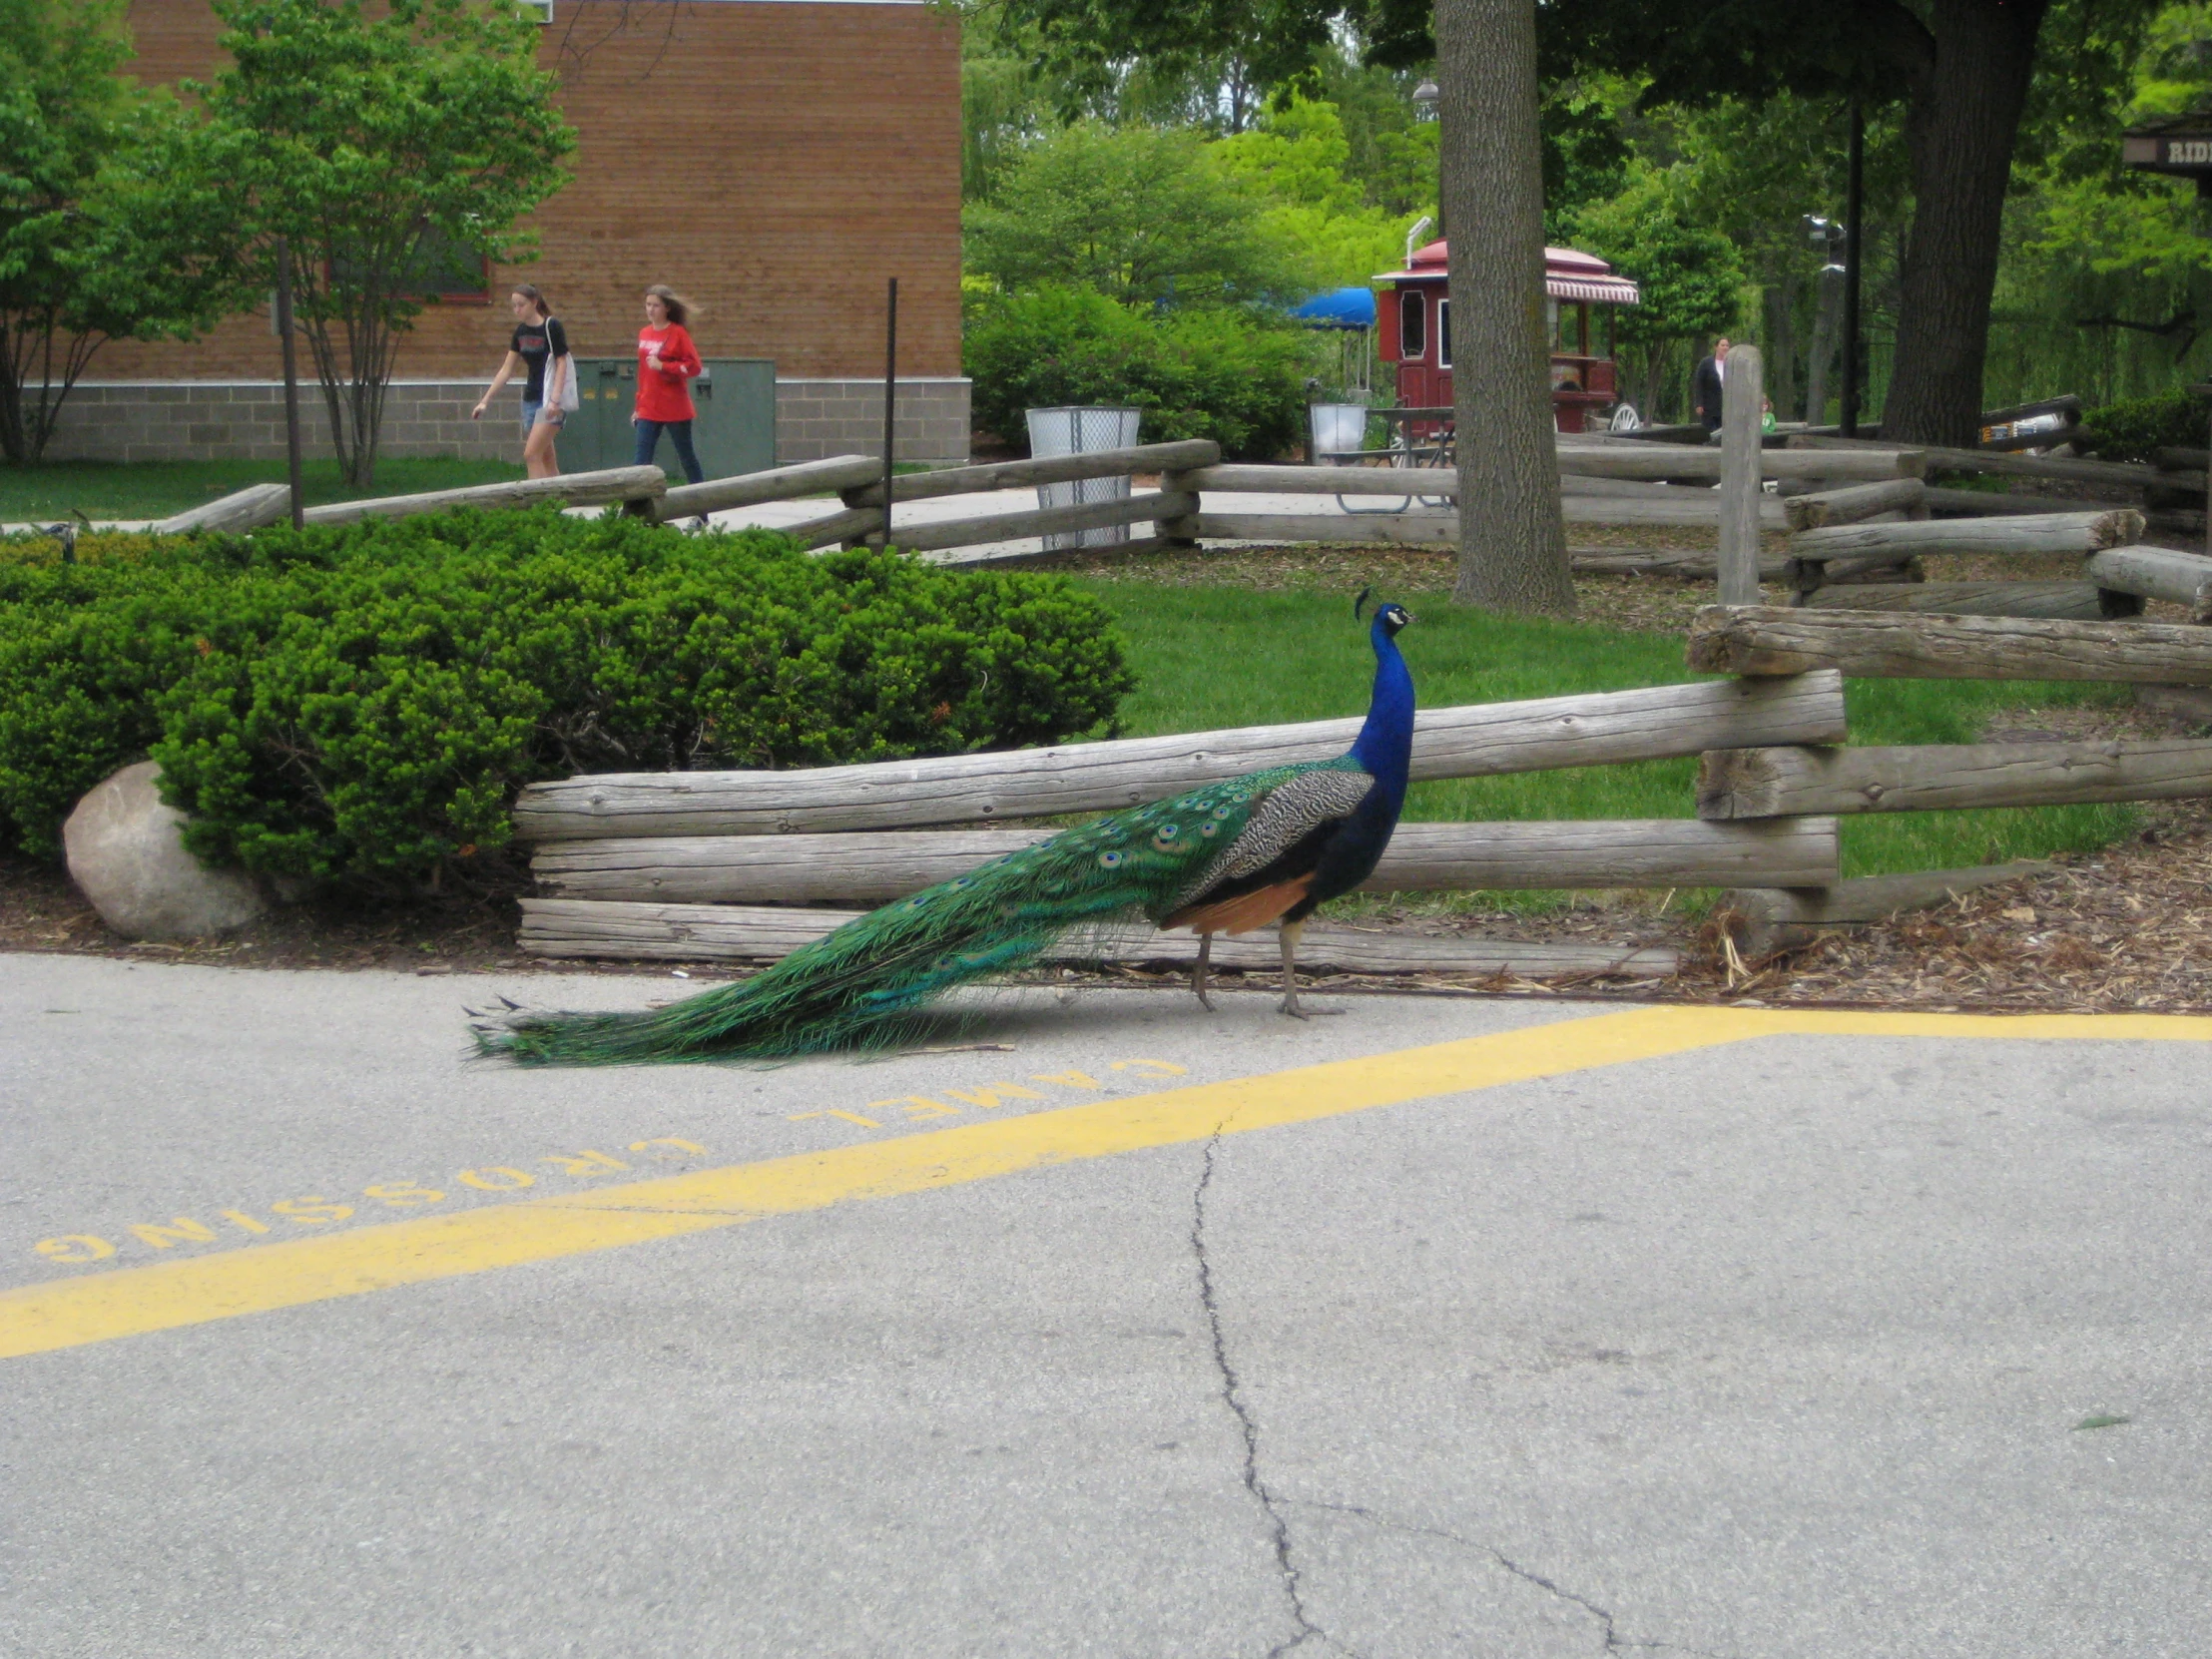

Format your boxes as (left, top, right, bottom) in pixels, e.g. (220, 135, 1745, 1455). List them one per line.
(567, 356, 776, 479)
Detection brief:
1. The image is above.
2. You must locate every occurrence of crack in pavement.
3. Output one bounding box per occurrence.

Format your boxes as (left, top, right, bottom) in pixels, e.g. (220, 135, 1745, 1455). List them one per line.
(1191, 1131, 1363, 1659)
(1288, 1500, 1739, 1659)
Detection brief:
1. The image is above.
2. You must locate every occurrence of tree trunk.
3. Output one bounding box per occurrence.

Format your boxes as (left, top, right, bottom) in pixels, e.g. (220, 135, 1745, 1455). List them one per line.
(1763, 279, 1799, 421)
(1435, 0, 1573, 615)
(1880, 0, 2049, 447)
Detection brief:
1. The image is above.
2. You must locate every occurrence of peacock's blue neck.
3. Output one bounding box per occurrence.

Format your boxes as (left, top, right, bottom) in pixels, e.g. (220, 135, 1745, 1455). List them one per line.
(1348, 618, 1414, 807)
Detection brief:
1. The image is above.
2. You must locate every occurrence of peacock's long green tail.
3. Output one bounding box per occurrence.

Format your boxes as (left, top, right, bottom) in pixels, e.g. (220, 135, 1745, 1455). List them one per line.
(477, 764, 1330, 1065)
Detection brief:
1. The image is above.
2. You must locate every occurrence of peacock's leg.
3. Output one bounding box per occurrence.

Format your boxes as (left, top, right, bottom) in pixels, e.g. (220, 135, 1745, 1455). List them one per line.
(1192, 931, 1215, 1011)
(1278, 919, 1305, 1017)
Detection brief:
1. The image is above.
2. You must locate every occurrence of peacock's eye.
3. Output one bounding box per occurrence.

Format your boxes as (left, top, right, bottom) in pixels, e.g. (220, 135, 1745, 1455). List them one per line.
(1097, 850, 1124, 868)
(1199, 823, 1217, 836)
(1212, 806, 1233, 820)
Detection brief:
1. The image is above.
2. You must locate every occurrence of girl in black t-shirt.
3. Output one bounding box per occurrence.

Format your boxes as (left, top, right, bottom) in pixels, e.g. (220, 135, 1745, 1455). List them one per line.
(471, 283, 570, 478)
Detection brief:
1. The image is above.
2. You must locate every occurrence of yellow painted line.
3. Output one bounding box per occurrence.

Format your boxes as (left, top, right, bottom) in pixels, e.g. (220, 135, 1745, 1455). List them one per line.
(6, 1005, 2211, 1362)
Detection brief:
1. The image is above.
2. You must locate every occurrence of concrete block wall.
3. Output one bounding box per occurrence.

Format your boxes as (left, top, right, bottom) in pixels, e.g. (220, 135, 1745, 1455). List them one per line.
(775, 377, 970, 465)
(46, 382, 513, 465)
(49, 377, 972, 468)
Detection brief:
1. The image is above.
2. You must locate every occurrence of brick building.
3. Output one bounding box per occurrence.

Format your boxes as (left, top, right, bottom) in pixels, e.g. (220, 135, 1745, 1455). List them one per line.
(56, 0, 967, 465)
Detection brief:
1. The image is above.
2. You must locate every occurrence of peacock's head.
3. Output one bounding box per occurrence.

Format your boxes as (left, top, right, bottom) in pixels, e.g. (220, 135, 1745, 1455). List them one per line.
(1355, 588, 1413, 637)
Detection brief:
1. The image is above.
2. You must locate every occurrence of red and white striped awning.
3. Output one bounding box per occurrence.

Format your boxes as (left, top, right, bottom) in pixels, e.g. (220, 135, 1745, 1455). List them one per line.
(1546, 274, 1640, 305)
(1378, 242, 1641, 305)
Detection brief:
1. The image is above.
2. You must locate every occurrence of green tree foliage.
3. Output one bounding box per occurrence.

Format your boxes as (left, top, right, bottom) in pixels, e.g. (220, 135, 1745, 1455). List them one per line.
(964, 122, 1305, 305)
(0, 517, 1132, 886)
(1313, 58, 1442, 217)
(1987, 6, 2212, 404)
(177, 0, 577, 487)
(1569, 177, 1746, 419)
(1214, 97, 1431, 287)
(963, 285, 1312, 458)
(0, 0, 236, 463)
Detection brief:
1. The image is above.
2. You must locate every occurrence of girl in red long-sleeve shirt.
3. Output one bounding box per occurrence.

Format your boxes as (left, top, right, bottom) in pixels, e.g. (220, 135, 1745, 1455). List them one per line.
(633, 284, 706, 486)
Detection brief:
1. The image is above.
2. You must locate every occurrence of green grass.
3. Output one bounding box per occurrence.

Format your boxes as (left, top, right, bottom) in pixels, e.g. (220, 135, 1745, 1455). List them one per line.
(0, 456, 526, 522)
(1069, 581, 2137, 890)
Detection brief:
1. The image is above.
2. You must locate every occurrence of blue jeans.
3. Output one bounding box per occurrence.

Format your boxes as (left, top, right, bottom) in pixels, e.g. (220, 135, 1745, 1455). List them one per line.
(634, 417, 705, 484)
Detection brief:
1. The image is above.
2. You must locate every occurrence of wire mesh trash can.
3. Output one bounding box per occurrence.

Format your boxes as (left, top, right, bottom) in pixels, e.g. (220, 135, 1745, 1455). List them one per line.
(1309, 402, 1372, 463)
(1026, 406, 1141, 549)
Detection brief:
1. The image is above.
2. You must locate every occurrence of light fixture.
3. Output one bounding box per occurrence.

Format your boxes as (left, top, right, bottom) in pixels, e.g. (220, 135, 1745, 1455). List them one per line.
(1411, 78, 1440, 108)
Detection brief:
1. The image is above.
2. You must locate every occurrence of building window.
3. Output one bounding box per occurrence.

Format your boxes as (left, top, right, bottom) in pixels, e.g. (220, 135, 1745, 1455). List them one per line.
(1398, 289, 1425, 361)
(1437, 299, 1451, 368)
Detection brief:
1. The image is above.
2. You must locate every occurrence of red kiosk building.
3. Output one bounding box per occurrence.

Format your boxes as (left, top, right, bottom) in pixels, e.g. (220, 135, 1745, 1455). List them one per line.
(1374, 242, 1641, 433)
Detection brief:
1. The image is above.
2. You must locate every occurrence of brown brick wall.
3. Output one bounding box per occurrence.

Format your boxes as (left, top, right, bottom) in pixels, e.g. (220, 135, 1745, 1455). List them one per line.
(98, 0, 963, 385)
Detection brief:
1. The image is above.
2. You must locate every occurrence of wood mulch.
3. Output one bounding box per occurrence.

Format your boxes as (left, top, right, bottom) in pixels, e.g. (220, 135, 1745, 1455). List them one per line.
(8, 534, 2210, 1014)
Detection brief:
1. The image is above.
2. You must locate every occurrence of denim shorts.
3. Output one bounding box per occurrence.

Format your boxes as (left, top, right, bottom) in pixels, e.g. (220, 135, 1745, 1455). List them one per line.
(520, 398, 564, 434)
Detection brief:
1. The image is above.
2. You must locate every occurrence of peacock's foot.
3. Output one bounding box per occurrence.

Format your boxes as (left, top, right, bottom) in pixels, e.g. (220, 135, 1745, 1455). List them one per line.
(1278, 995, 1344, 1019)
(1195, 987, 1216, 1012)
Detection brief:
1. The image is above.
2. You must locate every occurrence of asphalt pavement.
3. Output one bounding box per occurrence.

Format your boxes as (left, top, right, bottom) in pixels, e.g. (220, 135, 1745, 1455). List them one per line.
(4, 952, 2209, 1657)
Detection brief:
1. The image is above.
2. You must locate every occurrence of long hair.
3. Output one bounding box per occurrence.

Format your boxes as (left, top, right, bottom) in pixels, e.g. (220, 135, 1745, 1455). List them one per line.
(512, 282, 551, 318)
(645, 283, 696, 326)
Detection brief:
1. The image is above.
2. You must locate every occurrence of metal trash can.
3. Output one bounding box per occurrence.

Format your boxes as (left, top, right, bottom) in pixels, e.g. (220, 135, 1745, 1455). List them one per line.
(1308, 402, 1371, 463)
(1026, 405, 1141, 550)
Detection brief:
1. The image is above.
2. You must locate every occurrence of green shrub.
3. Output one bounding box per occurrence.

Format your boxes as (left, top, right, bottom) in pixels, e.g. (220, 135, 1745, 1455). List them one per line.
(0, 513, 1133, 887)
(963, 284, 1310, 461)
(2077, 390, 2205, 462)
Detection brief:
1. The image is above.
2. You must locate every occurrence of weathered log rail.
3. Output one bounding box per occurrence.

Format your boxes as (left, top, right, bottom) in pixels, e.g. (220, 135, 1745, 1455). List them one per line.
(530, 818, 1841, 904)
(154, 482, 293, 535)
(1687, 605, 2212, 684)
(1698, 737, 2212, 818)
(517, 899, 1684, 977)
(511, 675, 1849, 841)
(300, 465, 668, 527)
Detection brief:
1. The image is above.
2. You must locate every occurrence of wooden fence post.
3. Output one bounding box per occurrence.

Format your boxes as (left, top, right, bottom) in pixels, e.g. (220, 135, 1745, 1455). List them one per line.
(1718, 343, 1765, 605)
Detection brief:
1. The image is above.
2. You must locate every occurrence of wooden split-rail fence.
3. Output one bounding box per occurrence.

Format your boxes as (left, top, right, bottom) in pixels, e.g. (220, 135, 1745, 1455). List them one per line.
(508, 592, 2212, 978)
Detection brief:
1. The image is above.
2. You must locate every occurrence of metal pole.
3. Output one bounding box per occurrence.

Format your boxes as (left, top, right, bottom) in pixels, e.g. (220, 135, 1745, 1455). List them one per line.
(275, 236, 305, 528)
(1841, 101, 1865, 439)
(879, 277, 898, 548)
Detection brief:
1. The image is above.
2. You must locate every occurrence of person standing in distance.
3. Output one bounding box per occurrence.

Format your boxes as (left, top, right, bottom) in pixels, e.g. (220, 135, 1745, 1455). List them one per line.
(633, 285, 706, 490)
(1692, 336, 1730, 434)
(471, 283, 569, 478)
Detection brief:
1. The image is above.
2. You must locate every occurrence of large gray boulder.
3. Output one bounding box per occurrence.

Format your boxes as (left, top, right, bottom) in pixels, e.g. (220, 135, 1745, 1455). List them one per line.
(64, 762, 269, 941)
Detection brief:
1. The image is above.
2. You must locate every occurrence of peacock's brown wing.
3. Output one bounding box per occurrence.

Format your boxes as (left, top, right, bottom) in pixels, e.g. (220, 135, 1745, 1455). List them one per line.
(1158, 765, 1377, 933)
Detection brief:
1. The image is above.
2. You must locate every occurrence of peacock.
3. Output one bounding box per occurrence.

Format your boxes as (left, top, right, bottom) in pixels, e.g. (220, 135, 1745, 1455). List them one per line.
(477, 593, 1414, 1065)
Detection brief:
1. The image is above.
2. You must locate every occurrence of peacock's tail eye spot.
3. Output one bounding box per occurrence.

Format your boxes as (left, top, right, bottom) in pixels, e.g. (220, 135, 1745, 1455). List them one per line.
(1212, 806, 1233, 820)
(1097, 850, 1124, 868)
(1199, 823, 1217, 836)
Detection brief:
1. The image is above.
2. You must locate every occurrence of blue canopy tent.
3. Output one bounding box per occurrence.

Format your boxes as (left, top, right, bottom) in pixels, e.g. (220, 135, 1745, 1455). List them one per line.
(1290, 286, 1378, 410)
(1290, 286, 1378, 329)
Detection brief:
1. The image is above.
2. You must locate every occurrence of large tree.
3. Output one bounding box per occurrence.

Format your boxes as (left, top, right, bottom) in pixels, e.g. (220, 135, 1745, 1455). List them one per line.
(1438, 0, 1572, 612)
(181, 0, 575, 486)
